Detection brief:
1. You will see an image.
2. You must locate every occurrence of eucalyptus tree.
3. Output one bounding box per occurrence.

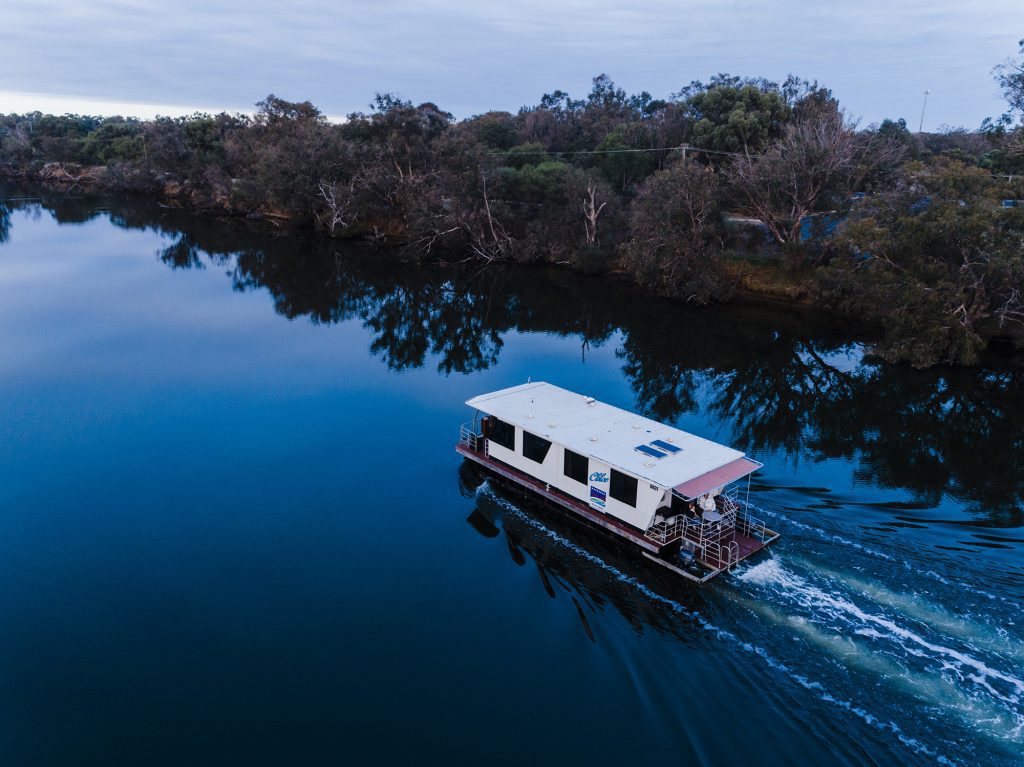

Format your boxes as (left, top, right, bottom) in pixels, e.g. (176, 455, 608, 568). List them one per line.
(728, 107, 904, 259)
(623, 160, 730, 303)
(679, 76, 791, 155)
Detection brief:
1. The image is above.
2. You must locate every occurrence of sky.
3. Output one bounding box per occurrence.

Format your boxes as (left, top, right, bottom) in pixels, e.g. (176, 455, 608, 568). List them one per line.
(1, 1, 1022, 129)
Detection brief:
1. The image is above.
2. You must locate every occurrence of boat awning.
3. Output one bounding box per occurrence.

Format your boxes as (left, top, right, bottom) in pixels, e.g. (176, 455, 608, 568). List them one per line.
(673, 457, 762, 500)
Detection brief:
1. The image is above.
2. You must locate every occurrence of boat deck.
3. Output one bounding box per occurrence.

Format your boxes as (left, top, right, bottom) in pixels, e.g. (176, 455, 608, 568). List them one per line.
(701, 530, 767, 569)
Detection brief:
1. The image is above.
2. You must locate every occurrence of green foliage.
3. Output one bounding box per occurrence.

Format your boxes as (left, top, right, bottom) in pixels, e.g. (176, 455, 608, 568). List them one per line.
(77, 119, 147, 165)
(460, 111, 517, 149)
(623, 161, 731, 303)
(593, 124, 660, 191)
(496, 161, 621, 265)
(498, 142, 548, 169)
(684, 81, 791, 154)
(587, 74, 628, 111)
(875, 118, 918, 159)
(255, 94, 324, 125)
(824, 160, 1024, 366)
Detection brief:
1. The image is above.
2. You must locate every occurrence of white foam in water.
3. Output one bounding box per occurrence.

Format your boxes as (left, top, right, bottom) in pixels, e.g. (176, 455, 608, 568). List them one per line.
(739, 559, 1024, 698)
(477, 485, 969, 765)
(744, 589, 1022, 746)
(812, 565, 1024, 666)
(737, 558, 1024, 746)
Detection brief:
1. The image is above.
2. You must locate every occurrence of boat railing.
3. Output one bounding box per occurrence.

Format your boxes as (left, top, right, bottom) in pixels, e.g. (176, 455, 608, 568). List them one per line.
(716, 489, 741, 528)
(736, 508, 769, 542)
(644, 515, 686, 544)
(701, 539, 740, 571)
(459, 422, 484, 453)
(645, 512, 741, 572)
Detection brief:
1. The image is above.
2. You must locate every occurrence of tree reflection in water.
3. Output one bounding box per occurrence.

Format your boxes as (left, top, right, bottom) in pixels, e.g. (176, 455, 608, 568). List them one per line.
(4, 185, 1021, 524)
(0, 199, 10, 244)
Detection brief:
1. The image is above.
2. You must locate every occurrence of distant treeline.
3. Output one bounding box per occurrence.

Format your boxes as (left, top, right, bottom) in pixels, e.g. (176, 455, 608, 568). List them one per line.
(4, 49, 1024, 366)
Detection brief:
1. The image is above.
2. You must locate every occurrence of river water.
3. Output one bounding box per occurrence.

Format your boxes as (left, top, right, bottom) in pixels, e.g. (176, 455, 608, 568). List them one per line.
(0, 189, 1021, 766)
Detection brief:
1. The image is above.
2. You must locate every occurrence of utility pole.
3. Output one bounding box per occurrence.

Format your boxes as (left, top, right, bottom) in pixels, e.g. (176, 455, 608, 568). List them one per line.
(918, 89, 931, 134)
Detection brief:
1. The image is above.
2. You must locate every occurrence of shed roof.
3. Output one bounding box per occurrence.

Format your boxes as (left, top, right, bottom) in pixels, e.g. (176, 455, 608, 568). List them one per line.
(466, 382, 759, 489)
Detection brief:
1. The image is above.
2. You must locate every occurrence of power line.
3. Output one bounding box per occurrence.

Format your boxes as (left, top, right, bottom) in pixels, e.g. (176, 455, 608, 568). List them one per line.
(485, 144, 750, 158)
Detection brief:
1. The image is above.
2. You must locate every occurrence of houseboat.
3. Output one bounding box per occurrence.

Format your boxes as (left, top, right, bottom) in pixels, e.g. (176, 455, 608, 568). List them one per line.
(456, 382, 779, 583)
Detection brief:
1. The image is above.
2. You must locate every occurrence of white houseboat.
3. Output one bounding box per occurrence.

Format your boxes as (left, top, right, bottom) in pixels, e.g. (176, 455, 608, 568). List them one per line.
(456, 382, 779, 583)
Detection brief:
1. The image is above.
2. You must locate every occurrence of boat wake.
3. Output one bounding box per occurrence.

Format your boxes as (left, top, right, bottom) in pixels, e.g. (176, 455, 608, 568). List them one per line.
(749, 502, 1023, 612)
(736, 557, 1024, 760)
(474, 483, 1018, 766)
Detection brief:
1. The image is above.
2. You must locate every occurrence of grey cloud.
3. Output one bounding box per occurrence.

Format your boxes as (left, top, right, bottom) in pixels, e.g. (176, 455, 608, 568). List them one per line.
(0, 0, 1020, 128)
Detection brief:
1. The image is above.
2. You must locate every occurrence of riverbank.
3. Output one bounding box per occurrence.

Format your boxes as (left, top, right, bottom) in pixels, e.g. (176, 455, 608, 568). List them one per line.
(0, 165, 824, 304)
(2, 170, 1022, 371)
(6, 72, 1024, 367)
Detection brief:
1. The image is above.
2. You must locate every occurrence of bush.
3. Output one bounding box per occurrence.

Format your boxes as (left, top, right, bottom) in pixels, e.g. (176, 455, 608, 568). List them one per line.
(623, 161, 731, 303)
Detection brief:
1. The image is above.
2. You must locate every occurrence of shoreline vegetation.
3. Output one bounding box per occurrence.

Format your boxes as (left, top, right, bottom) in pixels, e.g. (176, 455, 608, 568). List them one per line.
(4, 47, 1024, 366)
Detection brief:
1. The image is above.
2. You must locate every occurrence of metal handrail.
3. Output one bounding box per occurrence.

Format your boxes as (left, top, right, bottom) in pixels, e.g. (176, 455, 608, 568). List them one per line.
(645, 516, 685, 544)
(725, 540, 739, 569)
(701, 539, 737, 571)
(736, 509, 768, 542)
(459, 422, 483, 452)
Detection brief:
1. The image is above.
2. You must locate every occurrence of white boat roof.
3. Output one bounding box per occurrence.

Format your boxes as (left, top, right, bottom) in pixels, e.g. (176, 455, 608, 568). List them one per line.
(467, 382, 756, 490)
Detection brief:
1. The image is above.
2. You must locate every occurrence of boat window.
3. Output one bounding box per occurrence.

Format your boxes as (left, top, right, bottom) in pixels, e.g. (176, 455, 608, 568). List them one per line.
(650, 439, 681, 454)
(635, 444, 667, 459)
(563, 449, 588, 484)
(488, 418, 515, 451)
(522, 431, 552, 463)
(610, 469, 638, 507)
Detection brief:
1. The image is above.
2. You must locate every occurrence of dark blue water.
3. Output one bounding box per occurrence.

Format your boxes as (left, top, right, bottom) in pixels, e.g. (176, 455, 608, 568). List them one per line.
(1, 190, 1022, 766)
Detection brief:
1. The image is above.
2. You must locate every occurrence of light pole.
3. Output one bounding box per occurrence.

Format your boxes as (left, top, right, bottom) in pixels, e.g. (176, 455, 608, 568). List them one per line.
(918, 89, 930, 134)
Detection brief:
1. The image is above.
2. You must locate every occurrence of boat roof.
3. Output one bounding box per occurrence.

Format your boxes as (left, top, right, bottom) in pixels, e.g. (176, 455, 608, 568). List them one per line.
(466, 382, 761, 493)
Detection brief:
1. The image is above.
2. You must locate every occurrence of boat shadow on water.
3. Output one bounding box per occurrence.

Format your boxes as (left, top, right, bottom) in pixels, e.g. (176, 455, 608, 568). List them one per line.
(458, 461, 727, 645)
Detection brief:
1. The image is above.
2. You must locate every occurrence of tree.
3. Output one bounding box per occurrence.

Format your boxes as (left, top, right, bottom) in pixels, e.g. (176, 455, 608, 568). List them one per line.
(516, 90, 586, 153)
(402, 132, 515, 261)
(623, 161, 730, 303)
(592, 123, 659, 191)
(581, 177, 607, 246)
(825, 159, 1024, 366)
(994, 39, 1024, 126)
(681, 78, 791, 155)
(875, 118, 917, 158)
(979, 42, 1024, 174)
(781, 76, 838, 122)
(230, 95, 351, 219)
(491, 160, 620, 267)
(254, 94, 324, 125)
(728, 108, 904, 258)
(459, 111, 517, 149)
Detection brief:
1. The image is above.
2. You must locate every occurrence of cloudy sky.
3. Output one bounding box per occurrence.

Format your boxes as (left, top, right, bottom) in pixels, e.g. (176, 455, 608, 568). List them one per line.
(1, 1, 1021, 129)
